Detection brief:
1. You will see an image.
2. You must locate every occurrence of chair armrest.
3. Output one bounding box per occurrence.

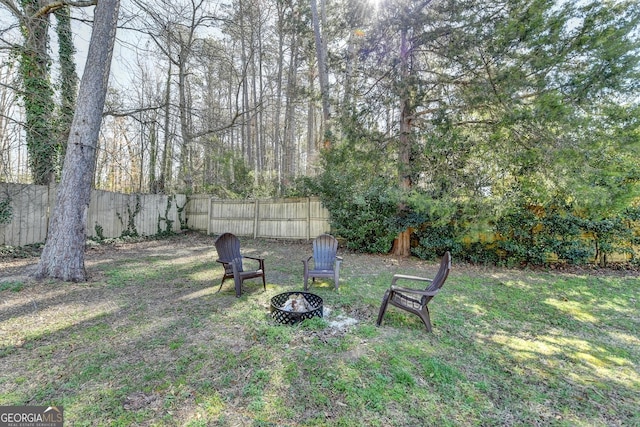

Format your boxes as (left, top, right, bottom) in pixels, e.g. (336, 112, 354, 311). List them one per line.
(243, 255, 265, 270)
(390, 286, 439, 297)
(391, 274, 433, 286)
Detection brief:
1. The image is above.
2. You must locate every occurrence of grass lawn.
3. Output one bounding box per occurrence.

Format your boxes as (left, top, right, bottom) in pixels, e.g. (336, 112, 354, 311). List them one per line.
(1, 232, 638, 426)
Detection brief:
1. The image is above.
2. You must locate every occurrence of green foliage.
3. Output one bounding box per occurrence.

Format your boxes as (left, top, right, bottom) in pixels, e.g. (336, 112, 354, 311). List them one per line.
(0, 196, 12, 225)
(17, 1, 58, 185)
(410, 200, 637, 267)
(94, 223, 105, 242)
(494, 205, 596, 266)
(310, 134, 401, 253)
(312, 0, 640, 266)
(53, 6, 78, 169)
(0, 282, 23, 292)
(201, 151, 254, 198)
(412, 221, 464, 261)
(318, 174, 399, 253)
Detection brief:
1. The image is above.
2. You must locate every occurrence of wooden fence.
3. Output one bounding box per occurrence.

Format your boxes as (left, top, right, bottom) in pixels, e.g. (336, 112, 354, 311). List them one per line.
(206, 197, 331, 239)
(0, 183, 186, 246)
(0, 183, 331, 246)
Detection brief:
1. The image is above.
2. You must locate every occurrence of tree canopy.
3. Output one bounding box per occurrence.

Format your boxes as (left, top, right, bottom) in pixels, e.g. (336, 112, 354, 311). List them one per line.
(0, 0, 638, 267)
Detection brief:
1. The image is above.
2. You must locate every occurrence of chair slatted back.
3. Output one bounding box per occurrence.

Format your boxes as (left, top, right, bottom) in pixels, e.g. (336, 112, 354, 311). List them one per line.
(313, 234, 338, 270)
(214, 233, 244, 273)
(423, 251, 451, 302)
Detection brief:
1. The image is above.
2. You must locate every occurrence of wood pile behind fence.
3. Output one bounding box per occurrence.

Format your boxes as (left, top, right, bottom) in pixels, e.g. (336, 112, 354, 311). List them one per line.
(0, 183, 331, 246)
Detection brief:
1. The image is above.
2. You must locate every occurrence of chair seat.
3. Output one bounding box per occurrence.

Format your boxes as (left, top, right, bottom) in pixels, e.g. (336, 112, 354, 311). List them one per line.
(238, 269, 263, 277)
(307, 269, 334, 276)
(390, 292, 422, 310)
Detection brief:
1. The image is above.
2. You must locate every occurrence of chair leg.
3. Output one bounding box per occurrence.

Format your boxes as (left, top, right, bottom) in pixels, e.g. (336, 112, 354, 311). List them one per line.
(231, 262, 242, 298)
(234, 276, 242, 298)
(216, 276, 227, 294)
(376, 289, 391, 326)
(418, 307, 433, 332)
(261, 273, 266, 291)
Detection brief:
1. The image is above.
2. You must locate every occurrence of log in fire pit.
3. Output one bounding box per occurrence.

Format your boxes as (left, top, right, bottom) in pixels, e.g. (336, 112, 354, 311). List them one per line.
(270, 292, 323, 325)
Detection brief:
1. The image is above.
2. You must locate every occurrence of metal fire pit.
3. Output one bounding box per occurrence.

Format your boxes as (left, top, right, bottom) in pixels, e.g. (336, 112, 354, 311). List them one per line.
(270, 292, 323, 325)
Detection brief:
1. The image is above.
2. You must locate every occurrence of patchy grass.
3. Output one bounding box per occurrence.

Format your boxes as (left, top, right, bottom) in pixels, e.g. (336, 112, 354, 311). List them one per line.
(0, 232, 638, 426)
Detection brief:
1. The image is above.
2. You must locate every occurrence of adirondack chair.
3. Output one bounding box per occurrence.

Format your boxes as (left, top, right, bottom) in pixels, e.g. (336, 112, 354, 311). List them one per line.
(303, 234, 343, 290)
(214, 232, 266, 297)
(376, 251, 451, 332)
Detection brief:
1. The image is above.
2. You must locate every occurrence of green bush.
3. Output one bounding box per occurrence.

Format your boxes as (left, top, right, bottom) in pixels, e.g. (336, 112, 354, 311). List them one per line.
(320, 176, 399, 253)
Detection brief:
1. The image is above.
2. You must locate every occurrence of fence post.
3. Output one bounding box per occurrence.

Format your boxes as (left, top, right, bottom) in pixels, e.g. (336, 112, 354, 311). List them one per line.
(307, 197, 311, 240)
(253, 199, 259, 239)
(207, 198, 212, 236)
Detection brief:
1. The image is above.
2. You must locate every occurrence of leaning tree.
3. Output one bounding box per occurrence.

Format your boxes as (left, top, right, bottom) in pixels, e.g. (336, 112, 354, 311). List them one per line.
(34, 0, 120, 281)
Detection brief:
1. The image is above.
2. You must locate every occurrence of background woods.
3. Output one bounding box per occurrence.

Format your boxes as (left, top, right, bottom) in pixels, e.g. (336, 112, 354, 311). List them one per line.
(0, 0, 639, 265)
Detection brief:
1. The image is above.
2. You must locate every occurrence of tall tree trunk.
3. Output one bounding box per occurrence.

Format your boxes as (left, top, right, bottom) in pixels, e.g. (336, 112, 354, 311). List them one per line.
(283, 27, 299, 184)
(274, 2, 286, 193)
(392, 27, 413, 257)
(306, 67, 316, 173)
(54, 5, 77, 173)
(21, 0, 56, 185)
(149, 120, 158, 193)
(239, 3, 252, 169)
(310, 0, 331, 147)
(159, 59, 173, 193)
(34, 0, 120, 281)
(177, 43, 193, 193)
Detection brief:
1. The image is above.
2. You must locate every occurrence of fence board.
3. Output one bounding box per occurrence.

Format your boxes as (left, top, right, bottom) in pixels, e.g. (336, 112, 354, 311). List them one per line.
(185, 195, 210, 232)
(0, 183, 49, 246)
(209, 200, 257, 236)
(257, 198, 309, 239)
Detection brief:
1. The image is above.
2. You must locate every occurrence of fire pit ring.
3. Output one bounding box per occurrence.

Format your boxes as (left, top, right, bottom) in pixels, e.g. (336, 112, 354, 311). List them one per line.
(270, 292, 323, 325)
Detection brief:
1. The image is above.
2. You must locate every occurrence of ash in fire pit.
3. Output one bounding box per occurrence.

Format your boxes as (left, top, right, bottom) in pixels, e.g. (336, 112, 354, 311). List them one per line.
(271, 291, 323, 325)
(281, 293, 313, 312)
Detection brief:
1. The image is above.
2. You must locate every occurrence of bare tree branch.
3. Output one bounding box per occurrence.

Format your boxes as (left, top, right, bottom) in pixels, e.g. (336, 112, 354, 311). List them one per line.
(0, 0, 23, 20)
(34, 0, 97, 18)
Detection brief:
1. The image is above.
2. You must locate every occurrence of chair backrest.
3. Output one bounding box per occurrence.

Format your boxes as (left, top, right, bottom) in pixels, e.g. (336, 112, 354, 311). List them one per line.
(425, 251, 451, 294)
(313, 234, 338, 270)
(214, 232, 244, 272)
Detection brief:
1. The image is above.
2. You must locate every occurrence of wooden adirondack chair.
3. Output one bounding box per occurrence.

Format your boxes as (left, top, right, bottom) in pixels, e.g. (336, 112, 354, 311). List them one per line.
(214, 232, 266, 297)
(376, 251, 451, 332)
(303, 234, 343, 290)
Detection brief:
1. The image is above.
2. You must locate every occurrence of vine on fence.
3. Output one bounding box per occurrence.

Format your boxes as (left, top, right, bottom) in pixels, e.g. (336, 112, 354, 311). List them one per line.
(176, 196, 189, 230)
(94, 222, 105, 242)
(0, 196, 12, 225)
(156, 195, 175, 237)
(116, 195, 141, 238)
